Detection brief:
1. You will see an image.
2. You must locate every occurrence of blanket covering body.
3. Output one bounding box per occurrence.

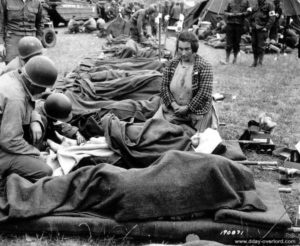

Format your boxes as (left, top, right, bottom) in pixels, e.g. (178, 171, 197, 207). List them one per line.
(0, 150, 266, 222)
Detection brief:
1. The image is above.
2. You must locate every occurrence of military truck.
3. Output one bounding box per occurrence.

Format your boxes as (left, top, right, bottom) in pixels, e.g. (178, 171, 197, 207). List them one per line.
(42, 0, 99, 27)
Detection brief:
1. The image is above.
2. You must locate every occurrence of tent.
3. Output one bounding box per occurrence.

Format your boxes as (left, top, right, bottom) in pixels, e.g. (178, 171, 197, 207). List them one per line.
(184, 0, 257, 29)
(183, 0, 208, 29)
(282, 0, 300, 16)
(282, 0, 300, 32)
(184, 0, 300, 29)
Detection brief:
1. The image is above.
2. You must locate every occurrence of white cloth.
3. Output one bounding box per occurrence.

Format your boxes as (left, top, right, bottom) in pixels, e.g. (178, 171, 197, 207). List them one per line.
(192, 128, 222, 154)
(47, 137, 115, 175)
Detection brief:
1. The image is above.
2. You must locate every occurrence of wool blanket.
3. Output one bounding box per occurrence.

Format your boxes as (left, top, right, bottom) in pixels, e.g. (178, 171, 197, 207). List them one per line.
(0, 150, 266, 223)
(101, 113, 195, 168)
(76, 57, 164, 73)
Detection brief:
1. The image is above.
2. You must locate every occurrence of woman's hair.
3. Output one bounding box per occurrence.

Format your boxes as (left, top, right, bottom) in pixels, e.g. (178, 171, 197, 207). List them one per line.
(176, 31, 199, 53)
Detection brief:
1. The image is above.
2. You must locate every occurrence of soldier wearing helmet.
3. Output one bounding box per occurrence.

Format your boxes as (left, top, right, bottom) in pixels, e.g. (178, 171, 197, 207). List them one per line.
(129, 5, 157, 43)
(0, 36, 43, 75)
(0, 55, 57, 182)
(0, 0, 44, 64)
(35, 93, 86, 146)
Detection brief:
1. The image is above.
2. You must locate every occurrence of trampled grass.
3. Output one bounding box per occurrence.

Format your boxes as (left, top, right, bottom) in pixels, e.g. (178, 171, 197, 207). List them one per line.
(1, 27, 299, 245)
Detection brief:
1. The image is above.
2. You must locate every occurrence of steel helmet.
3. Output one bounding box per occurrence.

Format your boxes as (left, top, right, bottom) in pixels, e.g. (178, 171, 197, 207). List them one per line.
(97, 18, 106, 29)
(23, 56, 58, 88)
(18, 36, 43, 60)
(44, 93, 73, 122)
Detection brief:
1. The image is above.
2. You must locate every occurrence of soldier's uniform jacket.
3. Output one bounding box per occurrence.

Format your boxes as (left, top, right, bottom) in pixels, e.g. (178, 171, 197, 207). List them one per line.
(250, 1, 276, 30)
(225, 0, 250, 25)
(0, 0, 44, 44)
(0, 70, 43, 156)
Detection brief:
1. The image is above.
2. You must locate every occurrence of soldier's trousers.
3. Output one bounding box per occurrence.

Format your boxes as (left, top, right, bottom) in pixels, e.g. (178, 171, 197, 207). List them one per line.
(4, 32, 37, 64)
(226, 23, 243, 55)
(251, 29, 268, 55)
(0, 151, 53, 183)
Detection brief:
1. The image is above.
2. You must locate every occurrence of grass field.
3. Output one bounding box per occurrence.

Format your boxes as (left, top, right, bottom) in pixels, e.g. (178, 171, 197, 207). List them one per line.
(1, 27, 300, 245)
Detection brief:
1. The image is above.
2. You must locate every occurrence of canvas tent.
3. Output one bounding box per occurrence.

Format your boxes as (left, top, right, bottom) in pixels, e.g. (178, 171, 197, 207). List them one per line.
(282, 0, 300, 16)
(184, 0, 257, 29)
(282, 0, 300, 31)
(184, 0, 300, 29)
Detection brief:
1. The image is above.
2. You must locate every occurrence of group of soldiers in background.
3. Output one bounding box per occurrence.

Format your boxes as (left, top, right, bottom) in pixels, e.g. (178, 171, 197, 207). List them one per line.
(68, 0, 298, 66)
(67, 0, 186, 44)
(221, 0, 298, 67)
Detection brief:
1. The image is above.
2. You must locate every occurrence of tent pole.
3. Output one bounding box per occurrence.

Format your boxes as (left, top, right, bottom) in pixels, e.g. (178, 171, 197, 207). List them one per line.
(158, 0, 161, 61)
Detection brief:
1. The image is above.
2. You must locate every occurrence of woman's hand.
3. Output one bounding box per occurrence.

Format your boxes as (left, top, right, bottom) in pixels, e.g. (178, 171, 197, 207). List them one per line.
(174, 105, 189, 116)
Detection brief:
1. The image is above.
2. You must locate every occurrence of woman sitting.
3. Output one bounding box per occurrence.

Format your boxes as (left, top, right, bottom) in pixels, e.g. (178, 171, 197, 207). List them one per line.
(153, 31, 218, 132)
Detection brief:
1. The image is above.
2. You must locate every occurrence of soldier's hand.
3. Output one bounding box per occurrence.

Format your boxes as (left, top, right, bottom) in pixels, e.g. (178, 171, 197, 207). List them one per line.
(262, 27, 267, 32)
(76, 131, 86, 145)
(30, 121, 43, 145)
(0, 44, 6, 58)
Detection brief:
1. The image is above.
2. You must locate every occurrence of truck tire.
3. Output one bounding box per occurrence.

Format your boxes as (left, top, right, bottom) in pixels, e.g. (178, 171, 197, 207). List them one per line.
(42, 28, 57, 48)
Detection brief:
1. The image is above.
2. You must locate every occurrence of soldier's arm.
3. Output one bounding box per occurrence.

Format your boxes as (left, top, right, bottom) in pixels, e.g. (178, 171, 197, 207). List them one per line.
(0, 99, 40, 156)
(137, 12, 144, 37)
(224, 3, 232, 16)
(0, 0, 7, 44)
(35, 1, 44, 40)
(265, 4, 276, 30)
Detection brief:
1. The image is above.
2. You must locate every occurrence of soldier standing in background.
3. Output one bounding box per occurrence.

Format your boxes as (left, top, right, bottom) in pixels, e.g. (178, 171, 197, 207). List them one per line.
(0, 0, 44, 64)
(222, 0, 251, 64)
(249, 0, 275, 67)
(269, 0, 282, 41)
(169, 2, 181, 26)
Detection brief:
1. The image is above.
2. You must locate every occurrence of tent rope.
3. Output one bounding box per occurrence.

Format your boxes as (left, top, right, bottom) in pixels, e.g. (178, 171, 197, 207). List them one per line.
(200, 0, 214, 20)
(218, 0, 225, 15)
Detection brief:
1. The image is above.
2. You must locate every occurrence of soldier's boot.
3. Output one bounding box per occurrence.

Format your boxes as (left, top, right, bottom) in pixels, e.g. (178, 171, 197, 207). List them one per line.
(258, 53, 264, 66)
(225, 50, 231, 63)
(220, 50, 231, 65)
(232, 52, 238, 64)
(251, 54, 258, 67)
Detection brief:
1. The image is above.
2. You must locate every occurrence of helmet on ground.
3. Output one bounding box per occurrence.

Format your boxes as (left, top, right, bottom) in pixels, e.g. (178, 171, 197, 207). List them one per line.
(18, 36, 43, 60)
(44, 93, 73, 122)
(23, 56, 58, 88)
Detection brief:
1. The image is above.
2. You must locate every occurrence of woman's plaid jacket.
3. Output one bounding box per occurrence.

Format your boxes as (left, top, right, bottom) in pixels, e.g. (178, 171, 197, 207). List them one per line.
(160, 54, 213, 115)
